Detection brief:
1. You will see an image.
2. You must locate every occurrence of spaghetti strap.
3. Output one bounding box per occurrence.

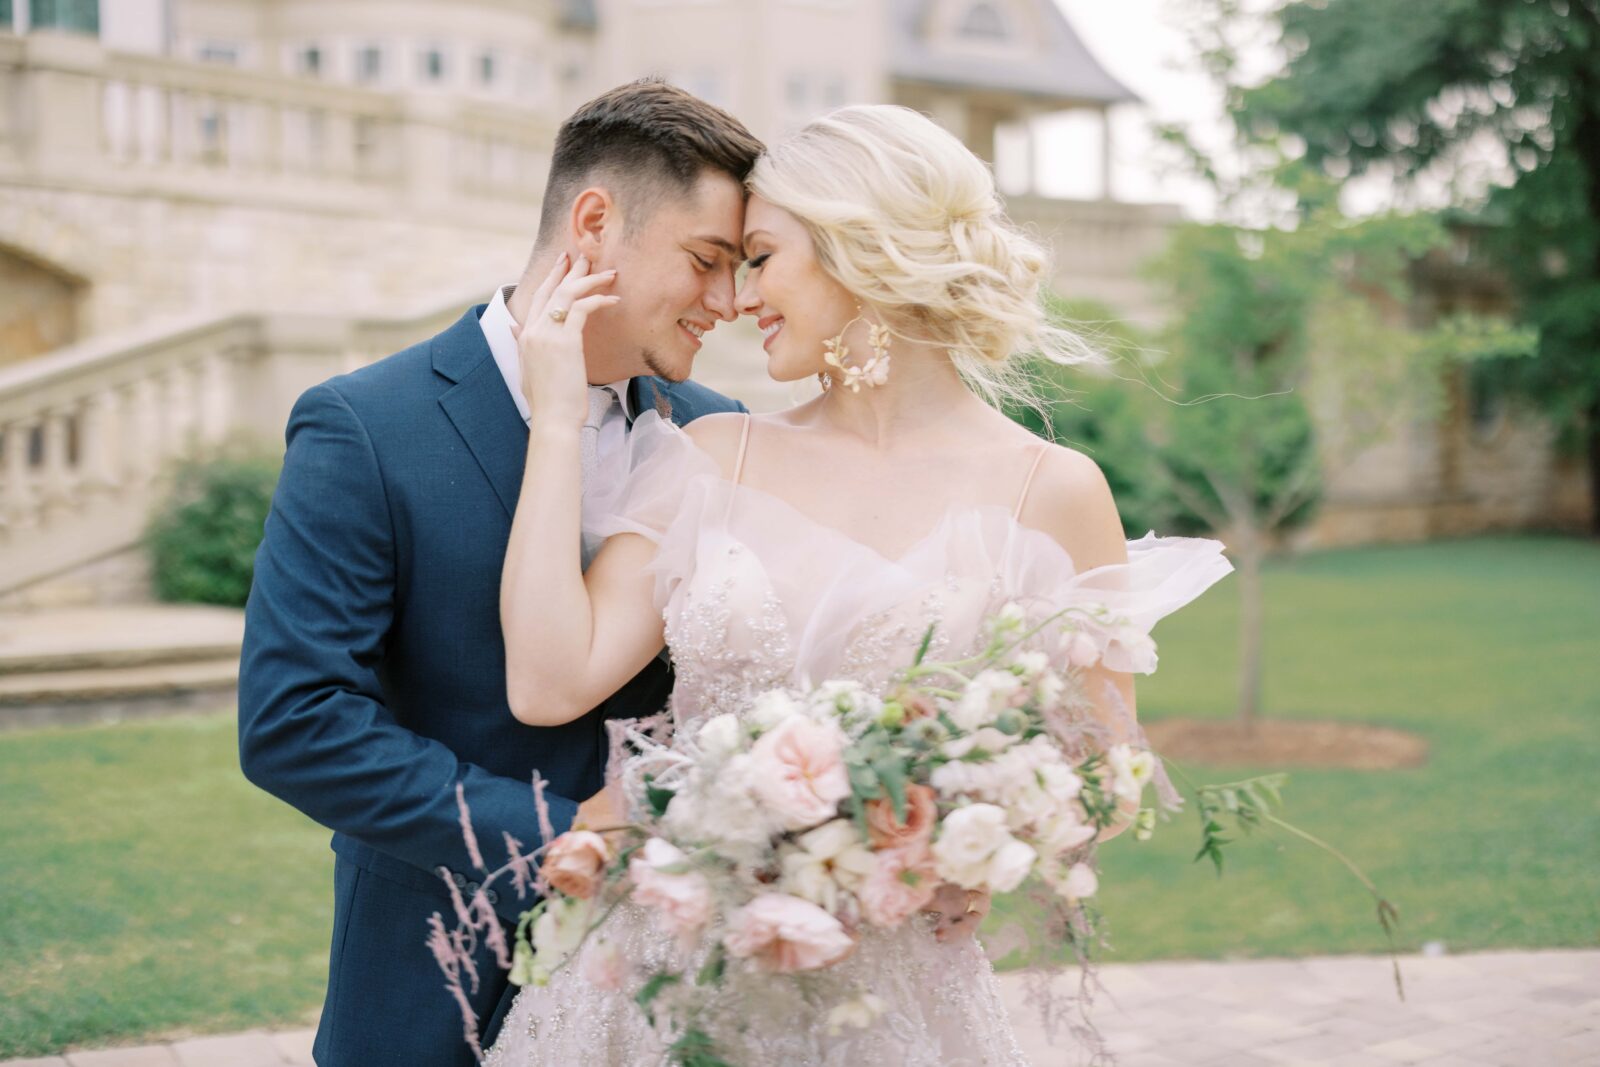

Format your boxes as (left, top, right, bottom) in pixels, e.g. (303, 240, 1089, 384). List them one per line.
(731, 413, 753, 487)
(1012, 444, 1049, 521)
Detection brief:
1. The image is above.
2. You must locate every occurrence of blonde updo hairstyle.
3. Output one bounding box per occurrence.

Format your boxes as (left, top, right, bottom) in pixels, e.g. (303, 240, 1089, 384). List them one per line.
(747, 105, 1098, 408)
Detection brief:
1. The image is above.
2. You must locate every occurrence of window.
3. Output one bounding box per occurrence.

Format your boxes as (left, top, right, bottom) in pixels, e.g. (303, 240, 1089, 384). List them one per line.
(29, 0, 98, 35)
(477, 50, 496, 87)
(420, 47, 446, 82)
(356, 45, 382, 84)
(197, 42, 240, 65)
(299, 45, 322, 77)
(957, 0, 1009, 40)
(1, 1, 13, 32)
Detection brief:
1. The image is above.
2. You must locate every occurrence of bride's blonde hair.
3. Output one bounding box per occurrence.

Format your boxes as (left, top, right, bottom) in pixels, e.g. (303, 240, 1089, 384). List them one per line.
(747, 105, 1099, 408)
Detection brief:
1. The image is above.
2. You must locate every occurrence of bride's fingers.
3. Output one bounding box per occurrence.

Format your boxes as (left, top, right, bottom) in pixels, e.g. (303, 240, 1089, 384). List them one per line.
(554, 293, 622, 333)
(525, 252, 572, 317)
(547, 268, 617, 312)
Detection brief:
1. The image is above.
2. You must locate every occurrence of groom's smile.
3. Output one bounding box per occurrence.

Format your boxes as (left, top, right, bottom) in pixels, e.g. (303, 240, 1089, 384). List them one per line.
(584, 171, 746, 384)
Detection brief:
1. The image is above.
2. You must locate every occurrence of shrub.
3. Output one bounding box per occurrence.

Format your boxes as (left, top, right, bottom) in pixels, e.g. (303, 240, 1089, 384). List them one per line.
(146, 447, 280, 607)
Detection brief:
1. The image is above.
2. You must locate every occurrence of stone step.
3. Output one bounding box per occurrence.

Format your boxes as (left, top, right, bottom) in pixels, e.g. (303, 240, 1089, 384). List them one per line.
(0, 657, 240, 705)
(0, 605, 244, 676)
(0, 658, 240, 730)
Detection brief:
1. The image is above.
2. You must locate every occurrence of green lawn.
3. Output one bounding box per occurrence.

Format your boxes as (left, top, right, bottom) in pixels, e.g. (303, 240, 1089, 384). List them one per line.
(1081, 534, 1600, 963)
(0, 710, 332, 1058)
(2, 536, 1597, 1056)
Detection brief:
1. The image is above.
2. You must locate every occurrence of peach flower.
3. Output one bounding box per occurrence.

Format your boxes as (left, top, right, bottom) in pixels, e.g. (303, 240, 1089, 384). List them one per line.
(864, 783, 938, 852)
(723, 893, 857, 973)
(857, 843, 939, 928)
(540, 830, 610, 900)
(629, 838, 712, 936)
(747, 715, 851, 831)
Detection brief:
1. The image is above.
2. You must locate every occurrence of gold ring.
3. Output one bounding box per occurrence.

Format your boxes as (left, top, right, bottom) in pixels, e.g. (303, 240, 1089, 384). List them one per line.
(548, 307, 568, 324)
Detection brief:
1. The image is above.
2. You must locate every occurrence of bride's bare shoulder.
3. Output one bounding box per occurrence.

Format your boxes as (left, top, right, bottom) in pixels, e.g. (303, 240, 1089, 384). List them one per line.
(1024, 440, 1129, 571)
(682, 411, 751, 480)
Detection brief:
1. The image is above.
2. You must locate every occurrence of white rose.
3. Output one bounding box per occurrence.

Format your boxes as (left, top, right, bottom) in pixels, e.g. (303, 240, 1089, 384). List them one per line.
(932, 803, 1011, 888)
(950, 670, 1022, 731)
(1037, 762, 1084, 805)
(749, 689, 804, 731)
(1037, 810, 1098, 854)
(696, 713, 744, 760)
(797, 818, 877, 892)
(1003, 779, 1056, 830)
(986, 838, 1038, 893)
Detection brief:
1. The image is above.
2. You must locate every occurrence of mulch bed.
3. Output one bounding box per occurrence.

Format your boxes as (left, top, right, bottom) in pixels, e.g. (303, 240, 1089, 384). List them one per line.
(1142, 717, 1430, 770)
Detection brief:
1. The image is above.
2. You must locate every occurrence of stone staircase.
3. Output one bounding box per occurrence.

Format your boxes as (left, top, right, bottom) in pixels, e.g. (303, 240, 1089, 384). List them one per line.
(0, 604, 244, 730)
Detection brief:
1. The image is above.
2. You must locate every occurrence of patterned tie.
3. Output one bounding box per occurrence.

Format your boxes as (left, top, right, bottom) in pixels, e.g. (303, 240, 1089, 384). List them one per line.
(579, 384, 618, 490)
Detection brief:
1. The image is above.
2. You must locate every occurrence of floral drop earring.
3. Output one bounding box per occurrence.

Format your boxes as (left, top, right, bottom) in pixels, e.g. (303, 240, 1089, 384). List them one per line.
(819, 307, 892, 393)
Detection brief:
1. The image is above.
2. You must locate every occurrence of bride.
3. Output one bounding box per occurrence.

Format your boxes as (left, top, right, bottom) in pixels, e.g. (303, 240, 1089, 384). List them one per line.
(487, 104, 1231, 1065)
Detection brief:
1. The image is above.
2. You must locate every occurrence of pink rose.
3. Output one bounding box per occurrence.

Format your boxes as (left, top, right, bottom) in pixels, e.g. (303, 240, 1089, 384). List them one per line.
(629, 838, 712, 936)
(864, 783, 937, 852)
(747, 716, 851, 831)
(857, 844, 939, 928)
(724, 893, 857, 973)
(541, 830, 610, 900)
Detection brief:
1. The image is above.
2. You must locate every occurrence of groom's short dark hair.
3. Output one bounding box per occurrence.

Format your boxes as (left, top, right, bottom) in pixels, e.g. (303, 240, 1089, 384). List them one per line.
(536, 78, 764, 245)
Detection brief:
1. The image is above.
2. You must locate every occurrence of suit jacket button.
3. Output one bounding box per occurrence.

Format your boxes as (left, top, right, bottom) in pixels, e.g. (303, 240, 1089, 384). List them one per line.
(452, 872, 467, 888)
(486, 890, 499, 905)
(434, 865, 450, 880)
(465, 881, 480, 894)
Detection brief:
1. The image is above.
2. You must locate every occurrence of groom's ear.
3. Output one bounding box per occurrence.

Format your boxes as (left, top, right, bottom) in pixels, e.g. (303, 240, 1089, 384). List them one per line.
(570, 186, 615, 261)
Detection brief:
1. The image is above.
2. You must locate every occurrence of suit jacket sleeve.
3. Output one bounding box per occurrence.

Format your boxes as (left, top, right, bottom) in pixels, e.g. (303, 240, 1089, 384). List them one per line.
(238, 382, 569, 924)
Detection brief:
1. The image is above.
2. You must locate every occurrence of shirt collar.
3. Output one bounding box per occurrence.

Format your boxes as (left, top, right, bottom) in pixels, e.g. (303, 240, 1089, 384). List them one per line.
(480, 283, 634, 424)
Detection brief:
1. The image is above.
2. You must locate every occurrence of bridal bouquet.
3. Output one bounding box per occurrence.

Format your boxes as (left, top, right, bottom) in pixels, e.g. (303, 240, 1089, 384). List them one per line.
(436, 602, 1183, 1063)
(433, 601, 1401, 1065)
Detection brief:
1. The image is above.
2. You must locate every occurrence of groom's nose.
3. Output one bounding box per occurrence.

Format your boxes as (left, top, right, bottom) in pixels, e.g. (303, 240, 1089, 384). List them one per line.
(702, 270, 738, 323)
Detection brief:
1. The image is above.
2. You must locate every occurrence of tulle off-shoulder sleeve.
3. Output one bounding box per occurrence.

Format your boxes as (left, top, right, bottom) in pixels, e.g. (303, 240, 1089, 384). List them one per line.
(1007, 529, 1234, 675)
(580, 411, 721, 592)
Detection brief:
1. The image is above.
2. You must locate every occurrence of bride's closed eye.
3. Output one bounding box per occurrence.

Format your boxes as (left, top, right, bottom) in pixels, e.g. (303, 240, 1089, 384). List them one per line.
(744, 252, 771, 270)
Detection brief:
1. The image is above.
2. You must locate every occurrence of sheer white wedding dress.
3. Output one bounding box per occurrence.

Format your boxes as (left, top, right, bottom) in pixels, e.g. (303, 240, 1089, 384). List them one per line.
(484, 412, 1232, 1067)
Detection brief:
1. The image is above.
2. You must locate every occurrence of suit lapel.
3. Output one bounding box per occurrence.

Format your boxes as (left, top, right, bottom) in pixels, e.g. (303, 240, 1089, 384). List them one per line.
(627, 377, 697, 428)
(435, 308, 528, 520)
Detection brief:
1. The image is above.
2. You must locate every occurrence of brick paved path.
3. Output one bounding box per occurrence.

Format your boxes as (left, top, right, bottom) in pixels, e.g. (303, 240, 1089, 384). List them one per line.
(6, 949, 1595, 1066)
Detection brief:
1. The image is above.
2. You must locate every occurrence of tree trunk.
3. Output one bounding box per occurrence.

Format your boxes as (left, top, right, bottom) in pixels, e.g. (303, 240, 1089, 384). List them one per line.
(1234, 522, 1265, 728)
(1588, 399, 1600, 536)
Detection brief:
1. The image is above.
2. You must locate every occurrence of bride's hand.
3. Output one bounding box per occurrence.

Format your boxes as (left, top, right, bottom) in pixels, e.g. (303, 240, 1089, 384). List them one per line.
(510, 252, 620, 430)
(924, 883, 991, 943)
(574, 784, 625, 835)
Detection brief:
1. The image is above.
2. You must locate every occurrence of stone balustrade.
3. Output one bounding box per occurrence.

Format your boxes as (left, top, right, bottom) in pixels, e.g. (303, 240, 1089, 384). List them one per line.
(0, 31, 555, 214)
(0, 297, 472, 596)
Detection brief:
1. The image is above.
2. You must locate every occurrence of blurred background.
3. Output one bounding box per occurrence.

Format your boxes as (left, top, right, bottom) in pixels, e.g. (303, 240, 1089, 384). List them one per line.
(0, 0, 1595, 1060)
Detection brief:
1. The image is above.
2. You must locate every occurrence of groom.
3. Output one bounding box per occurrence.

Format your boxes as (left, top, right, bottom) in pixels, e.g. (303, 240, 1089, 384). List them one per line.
(238, 80, 762, 1066)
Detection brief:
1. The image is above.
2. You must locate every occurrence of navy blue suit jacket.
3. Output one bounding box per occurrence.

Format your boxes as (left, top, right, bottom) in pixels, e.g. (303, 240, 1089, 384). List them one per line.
(238, 305, 743, 1065)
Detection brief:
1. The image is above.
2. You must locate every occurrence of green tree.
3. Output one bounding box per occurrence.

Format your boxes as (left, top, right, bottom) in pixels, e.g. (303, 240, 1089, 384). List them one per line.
(1234, 0, 1600, 531)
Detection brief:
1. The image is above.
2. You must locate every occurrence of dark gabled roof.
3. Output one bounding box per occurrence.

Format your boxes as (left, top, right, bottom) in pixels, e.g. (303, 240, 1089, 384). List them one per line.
(890, 0, 1139, 105)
